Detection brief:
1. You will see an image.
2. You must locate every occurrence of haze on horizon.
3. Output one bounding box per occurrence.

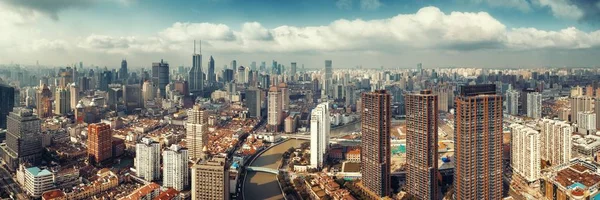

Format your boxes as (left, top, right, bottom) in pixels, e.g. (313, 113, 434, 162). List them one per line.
(0, 0, 599, 69)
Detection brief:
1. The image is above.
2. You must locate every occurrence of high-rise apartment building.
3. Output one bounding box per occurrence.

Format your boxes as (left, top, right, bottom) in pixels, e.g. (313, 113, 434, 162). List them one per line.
(142, 80, 155, 108)
(360, 90, 391, 198)
(187, 105, 208, 161)
(279, 82, 289, 111)
(268, 85, 282, 132)
(570, 95, 593, 123)
(576, 111, 596, 135)
(596, 98, 600, 131)
(527, 92, 542, 119)
(163, 144, 189, 191)
(0, 83, 15, 129)
(2, 108, 42, 170)
(69, 83, 79, 111)
(192, 157, 230, 200)
(322, 60, 332, 98)
(506, 89, 519, 115)
(539, 119, 572, 166)
(310, 102, 330, 169)
(189, 41, 204, 96)
(454, 84, 503, 200)
(87, 123, 113, 164)
(405, 90, 438, 200)
(510, 124, 540, 183)
(152, 59, 169, 98)
(135, 137, 161, 182)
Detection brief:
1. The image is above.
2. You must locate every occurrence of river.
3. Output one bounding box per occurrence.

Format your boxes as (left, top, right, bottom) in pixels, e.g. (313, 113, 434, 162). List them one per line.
(244, 139, 303, 200)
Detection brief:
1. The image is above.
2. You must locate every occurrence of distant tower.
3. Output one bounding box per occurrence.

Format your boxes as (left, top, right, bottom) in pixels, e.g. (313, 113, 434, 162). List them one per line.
(246, 87, 262, 118)
(231, 60, 237, 71)
(119, 59, 128, 82)
(310, 102, 330, 169)
(135, 137, 161, 182)
(54, 87, 70, 116)
(69, 83, 79, 110)
(142, 81, 155, 108)
(360, 90, 391, 198)
(322, 60, 333, 98)
(152, 59, 169, 98)
(163, 144, 189, 191)
(506, 89, 519, 115)
(405, 90, 438, 200)
(187, 105, 208, 161)
(454, 84, 503, 200)
(526, 92, 542, 119)
(208, 56, 216, 85)
(35, 84, 53, 118)
(189, 40, 204, 96)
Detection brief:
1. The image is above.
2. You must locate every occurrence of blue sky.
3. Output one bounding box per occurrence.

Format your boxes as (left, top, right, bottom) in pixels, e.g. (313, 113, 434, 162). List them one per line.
(0, 0, 599, 68)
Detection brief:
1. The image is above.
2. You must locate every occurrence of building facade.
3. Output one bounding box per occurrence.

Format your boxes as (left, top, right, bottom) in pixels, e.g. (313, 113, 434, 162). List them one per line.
(186, 105, 208, 161)
(3, 108, 43, 170)
(506, 89, 519, 116)
(540, 119, 573, 166)
(87, 123, 113, 164)
(191, 157, 230, 200)
(405, 90, 438, 200)
(310, 102, 330, 169)
(510, 124, 540, 183)
(189, 41, 204, 96)
(360, 90, 391, 197)
(152, 60, 169, 98)
(268, 86, 282, 132)
(0, 83, 15, 129)
(454, 84, 503, 200)
(526, 92, 542, 119)
(135, 138, 161, 182)
(163, 144, 189, 191)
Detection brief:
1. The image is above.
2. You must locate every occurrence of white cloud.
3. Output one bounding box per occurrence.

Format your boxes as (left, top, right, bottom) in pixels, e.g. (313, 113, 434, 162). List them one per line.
(533, 0, 584, 20)
(469, 0, 531, 12)
(360, 0, 381, 10)
(507, 27, 600, 49)
(77, 34, 169, 54)
(240, 22, 273, 41)
(159, 22, 236, 42)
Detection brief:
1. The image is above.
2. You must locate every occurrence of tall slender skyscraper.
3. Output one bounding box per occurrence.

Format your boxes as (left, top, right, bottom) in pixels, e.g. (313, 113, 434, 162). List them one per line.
(119, 59, 128, 82)
(135, 137, 161, 182)
(189, 41, 204, 96)
(268, 86, 282, 132)
(208, 56, 215, 85)
(246, 87, 261, 118)
(405, 90, 438, 200)
(360, 90, 391, 198)
(2, 108, 42, 170)
(526, 92, 542, 119)
(54, 87, 70, 116)
(187, 105, 208, 161)
(596, 98, 600, 131)
(322, 60, 333, 98)
(230, 60, 237, 71)
(35, 84, 53, 118)
(163, 144, 189, 191)
(454, 84, 503, 200)
(152, 59, 169, 98)
(506, 89, 519, 115)
(310, 102, 330, 169)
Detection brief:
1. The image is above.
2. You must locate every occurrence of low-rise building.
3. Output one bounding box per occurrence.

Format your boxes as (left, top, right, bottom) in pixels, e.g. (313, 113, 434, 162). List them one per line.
(119, 182, 161, 200)
(572, 134, 600, 157)
(17, 166, 55, 198)
(345, 148, 360, 163)
(42, 168, 119, 200)
(541, 159, 600, 200)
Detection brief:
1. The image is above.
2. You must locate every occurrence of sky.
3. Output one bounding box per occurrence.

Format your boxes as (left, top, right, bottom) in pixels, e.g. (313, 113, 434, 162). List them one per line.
(0, 0, 599, 69)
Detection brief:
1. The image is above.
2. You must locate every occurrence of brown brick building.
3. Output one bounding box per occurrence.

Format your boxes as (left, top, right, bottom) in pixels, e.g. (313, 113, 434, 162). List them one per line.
(87, 123, 112, 164)
(405, 90, 438, 200)
(454, 84, 503, 200)
(360, 90, 391, 198)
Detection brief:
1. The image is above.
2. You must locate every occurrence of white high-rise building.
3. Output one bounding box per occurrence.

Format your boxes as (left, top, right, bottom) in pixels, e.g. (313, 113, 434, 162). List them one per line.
(69, 83, 79, 110)
(539, 119, 573, 166)
(310, 102, 330, 169)
(506, 89, 519, 115)
(187, 105, 208, 161)
(135, 137, 161, 182)
(527, 92, 542, 119)
(577, 111, 596, 135)
(142, 80, 155, 108)
(510, 124, 540, 183)
(163, 144, 189, 191)
(268, 86, 282, 132)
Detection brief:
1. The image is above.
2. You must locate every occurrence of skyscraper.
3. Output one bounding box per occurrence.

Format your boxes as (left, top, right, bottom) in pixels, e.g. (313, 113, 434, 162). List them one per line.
(135, 137, 161, 182)
(3, 108, 42, 170)
(123, 84, 142, 112)
(163, 144, 189, 191)
(268, 86, 282, 132)
(246, 87, 261, 118)
(54, 87, 70, 116)
(405, 90, 438, 200)
(230, 60, 237, 71)
(526, 92, 542, 119)
(290, 62, 297, 80)
(152, 59, 169, 98)
(510, 124, 540, 183)
(35, 84, 53, 118)
(0, 83, 15, 129)
(69, 83, 79, 110)
(208, 56, 215, 85)
(360, 90, 391, 198)
(570, 95, 593, 123)
(596, 98, 600, 131)
(506, 89, 519, 116)
(454, 84, 503, 200)
(187, 105, 208, 161)
(87, 123, 113, 164)
(192, 157, 230, 200)
(142, 80, 155, 108)
(189, 41, 204, 96)
(310, 102, 330, 169)
(119, 59, 128, 82)
(322, 60, 332, 98)
(279, 82, 289, 110)
(539, 119, 572, 166)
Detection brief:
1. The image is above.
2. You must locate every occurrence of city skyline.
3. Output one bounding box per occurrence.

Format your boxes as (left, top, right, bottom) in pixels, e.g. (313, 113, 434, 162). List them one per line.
(1, 0, 600, 68)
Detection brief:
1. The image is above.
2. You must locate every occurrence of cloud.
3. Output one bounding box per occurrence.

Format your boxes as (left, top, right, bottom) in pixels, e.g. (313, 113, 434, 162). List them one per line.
(360, 0, 381, 10)
(240, 22, 273, 41)
(0, 0, 134, 20)
(533, 0, 584, 20)
(159, 22, 236, 42)
(336, 0, 352, 10)
(77, 35, 169, 54)
(507, 27, 600, 49)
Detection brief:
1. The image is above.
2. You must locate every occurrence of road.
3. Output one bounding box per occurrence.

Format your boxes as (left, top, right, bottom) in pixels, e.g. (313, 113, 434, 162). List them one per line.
(0, 163, 24, 199)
